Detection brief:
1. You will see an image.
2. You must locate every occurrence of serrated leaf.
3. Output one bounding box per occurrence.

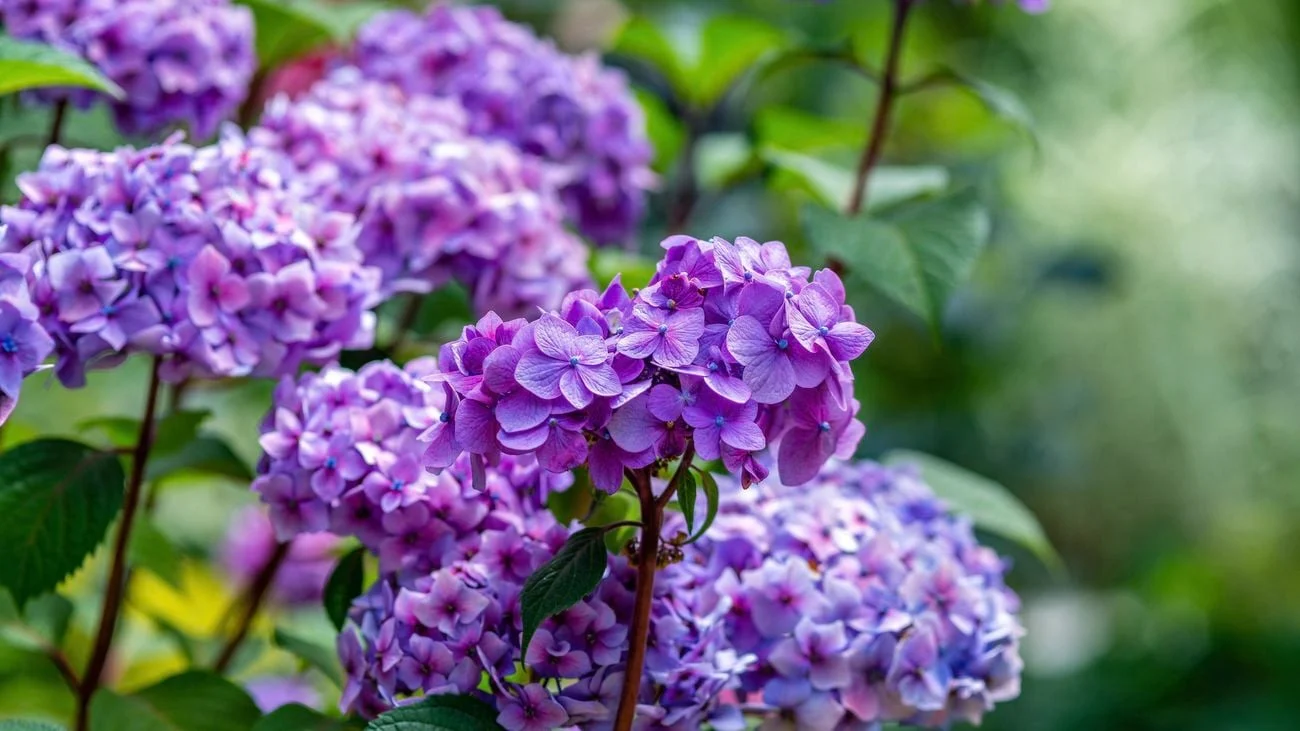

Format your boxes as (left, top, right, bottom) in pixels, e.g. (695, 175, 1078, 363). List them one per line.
(274, 626, 343, 687)
(676, 471, 698, 534)
(884, 450, 1061, 570)
(691, 15, 786, 105)
(684, 471, 720, 545)
(521, 528, 608, 654)
(145, 435, 253, 483)
(323, 547, 365, 632)
(253, 704, 363, 731)
(0, 439, 125, 607)
(0, 35, 124, 98)
(89, 671, 262, 731)
(365, 694, 503, 731)
(763, 147, 949, 212)
(129, 520, 184, 590)
(804, 190, 990, 335)
(0, 721, 65, 731)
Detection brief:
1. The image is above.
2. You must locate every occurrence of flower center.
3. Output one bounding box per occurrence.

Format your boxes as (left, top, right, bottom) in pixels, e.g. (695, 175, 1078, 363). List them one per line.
(776, 338, 789, 350)
(657, 324, 668, 335)
(548, 417, 558, 427)
(324, 456, 337, 469)
(568, 356, 579, 367)
(743, 271, 753, 281)
(785, 290, 795, 299)
(100, 304, 116, 316)
(390, 479, 405, 492)
(707, 362, 719, 372)
(666, 298, 677, 310)
(714, 415, 725, 427)
(818, 325, 829, 336)
(818, 421, 832, 432)
(439, 412, 451, 423)
(0, 335, 16, 354)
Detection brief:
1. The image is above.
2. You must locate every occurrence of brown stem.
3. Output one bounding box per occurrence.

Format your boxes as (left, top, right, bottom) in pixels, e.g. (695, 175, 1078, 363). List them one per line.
(846, 0, 914, 216)
(76, 357, 164, 731)
(212, 541, 291, 673)
(45, 642, 81, 695)
(47, 100, 68, 149)
(613, 468, 661, 731)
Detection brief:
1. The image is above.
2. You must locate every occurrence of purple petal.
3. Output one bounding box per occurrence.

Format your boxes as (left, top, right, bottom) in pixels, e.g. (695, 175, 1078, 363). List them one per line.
(515, 352, 567, 399)
(496, 390, 551, 432)
(533, 315, 576, 359)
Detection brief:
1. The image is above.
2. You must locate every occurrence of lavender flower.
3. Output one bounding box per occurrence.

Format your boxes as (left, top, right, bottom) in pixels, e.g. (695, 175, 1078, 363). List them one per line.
(352, 5, 654, 245)
(0, 133, 379, 385)
(0, 232, 54, 424)
(419, 235, 871, 491)
(250, 70, 591, 315)
(0, 0, 255, 137)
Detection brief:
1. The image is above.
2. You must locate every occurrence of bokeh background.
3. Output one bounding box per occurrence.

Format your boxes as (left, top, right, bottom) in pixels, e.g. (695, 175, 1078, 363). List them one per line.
(3, 0, 1299, 728)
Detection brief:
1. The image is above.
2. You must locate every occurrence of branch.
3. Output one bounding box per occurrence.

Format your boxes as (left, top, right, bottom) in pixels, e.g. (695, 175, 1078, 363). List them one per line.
(846, 0, 916, 216)
(212, 541, 291, 673)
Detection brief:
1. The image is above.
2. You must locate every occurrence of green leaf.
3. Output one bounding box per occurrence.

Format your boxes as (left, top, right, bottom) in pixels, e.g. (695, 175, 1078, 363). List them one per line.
(803, 190, 990, 335)
(632, 88, 684, 173)
(0, 721, 66, 731)
(590, 249, 658, 291)
(323, 547, 365, 632)
(763, 147, 949, 212)
(684, 471, 720, 545)
(129, 520, 184, 590)
(253, 704, 363, 731)
(151, 409, 212, 457)
(584, 490, 639, 554)
(274, 626, 343, 687)
(693, 133, 755, 191)
(521, 527, 608, 654)
(0, 35, 124, 98)
(676, 471, 698, 534)
(236, 0, 382, 70)
(755, 106, 865, 152)
(77, 416, 141, 449)
(89, 671, 262, 731)
(365, 694, 503, 731)
(691, 15, 786, 105)
(0, 438, 125, 607)
(884, 450, 1062, 570)
(938, 70, 1038, 148)
(145, 435, 253, 483)
(612, 18, 685, 93)
(23, 591, 73, 646)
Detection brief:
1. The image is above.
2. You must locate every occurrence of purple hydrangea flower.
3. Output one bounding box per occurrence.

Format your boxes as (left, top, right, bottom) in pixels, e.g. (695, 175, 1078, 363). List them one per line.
(249, 70, 591, 315)
(352, 5, 653, 245)
(0, 236, 53, 425)
(0, 134, 380, 386)
(0, 0, 256, 137)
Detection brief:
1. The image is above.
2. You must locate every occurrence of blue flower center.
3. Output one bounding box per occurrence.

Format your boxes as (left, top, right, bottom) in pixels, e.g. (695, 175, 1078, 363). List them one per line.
(666, 298, 677, 310)
(727, 318, 735, 327)
(439, 412, 451, 423)
(101, 304, 117, 316)
(568, 356, 579, 367)
(818, 325, 829, 336)
(776, 338, 789, 350)
(325, 456, 337, 469)
(714, 415, 725, 427)
(707, 362, 719, 372)
(785, 290, 795, 299)
(657, 324, 668, 335)
(743, 271, 753, 282)
(0, 335, 16, 354)
(548, 417, 558, 427)
(818, 421, 832, 432)
(390, 480, 405, 492)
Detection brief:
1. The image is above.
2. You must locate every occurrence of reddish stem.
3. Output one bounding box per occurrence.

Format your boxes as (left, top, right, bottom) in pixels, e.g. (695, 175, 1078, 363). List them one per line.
(76, 357, 163, 731)
(212, 541, 291, 673)
(612, 469, 662, 731)
(847, 0, 914, 215)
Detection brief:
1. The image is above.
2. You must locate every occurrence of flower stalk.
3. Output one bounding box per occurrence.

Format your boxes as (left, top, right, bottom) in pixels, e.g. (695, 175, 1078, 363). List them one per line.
(213, 541, 291, 673)
(847, 0, 915, 215)
(76, 356, 163, 731)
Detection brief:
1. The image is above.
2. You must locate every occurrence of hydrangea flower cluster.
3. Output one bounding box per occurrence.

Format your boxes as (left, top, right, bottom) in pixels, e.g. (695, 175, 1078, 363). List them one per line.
(249, 70, 591, 315)
(693, 460, 1025, 728)
(251, 358, 572, 569)
(251, 358, 749, 728)
(0, 133, 379, 386)
(220, 506, 342, 606)
(0, 0, 256, 138)
(420, 235, 873, 491)
(353, 4, 654, 245)
(0, 224, 54, 424)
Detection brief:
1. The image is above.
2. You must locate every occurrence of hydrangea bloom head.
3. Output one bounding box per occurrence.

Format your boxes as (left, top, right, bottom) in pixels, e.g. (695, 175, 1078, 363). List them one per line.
(0, 133, 379, 385)
(353, 4, 654, 245)
(695, 461, 1025, 727)
(419, 235, 873, 491)
(0, 224, 54, 424)
(0, 0, 256, 138)
(250, 70, 591, 315)
(220, 506, 341, 606)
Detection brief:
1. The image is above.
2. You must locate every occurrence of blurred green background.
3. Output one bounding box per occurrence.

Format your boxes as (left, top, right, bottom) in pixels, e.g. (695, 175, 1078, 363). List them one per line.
(4, 0, 1300, 728)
